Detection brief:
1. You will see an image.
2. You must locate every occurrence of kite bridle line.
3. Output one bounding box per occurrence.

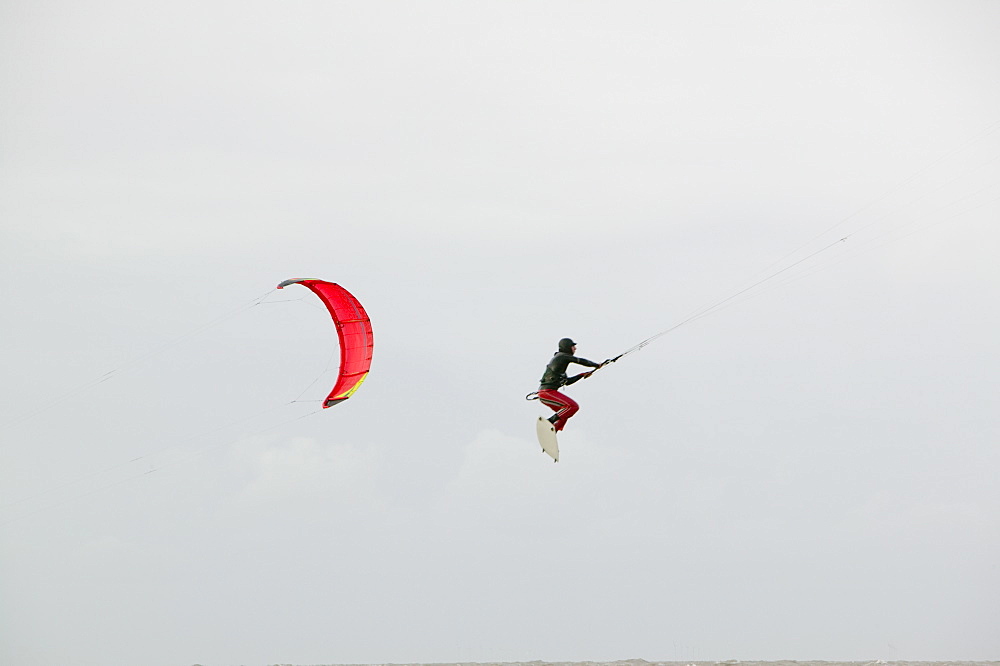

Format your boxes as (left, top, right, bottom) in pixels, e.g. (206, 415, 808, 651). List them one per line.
(0, 288, 279, 435)
(1, 281, 370, 527)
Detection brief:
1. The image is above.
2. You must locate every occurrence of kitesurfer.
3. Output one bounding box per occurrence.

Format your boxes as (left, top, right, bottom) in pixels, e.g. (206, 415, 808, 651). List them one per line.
(537, 338, 605, 432)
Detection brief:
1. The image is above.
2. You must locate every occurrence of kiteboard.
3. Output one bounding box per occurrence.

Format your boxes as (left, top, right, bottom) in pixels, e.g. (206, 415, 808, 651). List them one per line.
(536, 417, 559, 462)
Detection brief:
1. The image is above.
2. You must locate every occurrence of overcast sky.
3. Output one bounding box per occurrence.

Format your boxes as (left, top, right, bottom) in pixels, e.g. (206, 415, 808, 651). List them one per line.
(2, 2, 999, 666)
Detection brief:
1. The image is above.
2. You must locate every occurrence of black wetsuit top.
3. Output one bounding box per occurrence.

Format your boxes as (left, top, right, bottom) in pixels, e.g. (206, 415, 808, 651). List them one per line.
(539, 352, 601, 390)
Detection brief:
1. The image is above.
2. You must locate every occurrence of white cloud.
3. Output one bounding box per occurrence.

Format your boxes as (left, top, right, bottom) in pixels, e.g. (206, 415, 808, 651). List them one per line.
(227, 435, 385, 511)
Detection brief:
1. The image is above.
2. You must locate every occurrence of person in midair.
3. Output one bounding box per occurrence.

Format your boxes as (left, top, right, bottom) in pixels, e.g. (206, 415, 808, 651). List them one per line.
(537, 338, 606, 432)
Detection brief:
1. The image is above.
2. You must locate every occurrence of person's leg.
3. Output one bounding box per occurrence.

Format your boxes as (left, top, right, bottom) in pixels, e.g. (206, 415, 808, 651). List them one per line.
(537, 390, 579, 431)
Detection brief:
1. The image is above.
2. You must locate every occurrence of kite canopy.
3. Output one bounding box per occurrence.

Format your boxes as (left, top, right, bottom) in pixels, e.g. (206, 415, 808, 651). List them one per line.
(277, 278, 373, 407)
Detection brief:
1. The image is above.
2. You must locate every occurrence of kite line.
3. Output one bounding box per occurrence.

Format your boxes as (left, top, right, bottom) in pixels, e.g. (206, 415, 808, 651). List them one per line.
(587, 118, 1000, 376)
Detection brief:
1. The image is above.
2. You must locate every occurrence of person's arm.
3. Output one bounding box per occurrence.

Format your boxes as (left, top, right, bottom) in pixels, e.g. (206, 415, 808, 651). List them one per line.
(571, 356, 601, 369)
(565, 357, 602, 385)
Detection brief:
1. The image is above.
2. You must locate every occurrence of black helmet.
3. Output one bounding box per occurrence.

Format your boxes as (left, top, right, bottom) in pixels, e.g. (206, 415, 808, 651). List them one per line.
(558, 338, 576, 353)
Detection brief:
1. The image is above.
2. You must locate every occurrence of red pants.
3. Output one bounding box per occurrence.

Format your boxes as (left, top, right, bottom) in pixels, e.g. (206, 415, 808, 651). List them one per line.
(537, 389, 579, 432)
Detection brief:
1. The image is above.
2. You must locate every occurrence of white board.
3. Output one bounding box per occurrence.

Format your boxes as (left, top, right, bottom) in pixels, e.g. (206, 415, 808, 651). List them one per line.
(536, 416, 559, 462)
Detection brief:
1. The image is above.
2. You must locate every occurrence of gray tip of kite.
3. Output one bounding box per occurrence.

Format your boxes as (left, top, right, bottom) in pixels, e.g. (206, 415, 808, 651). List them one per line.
(277, 278, 315, 289)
